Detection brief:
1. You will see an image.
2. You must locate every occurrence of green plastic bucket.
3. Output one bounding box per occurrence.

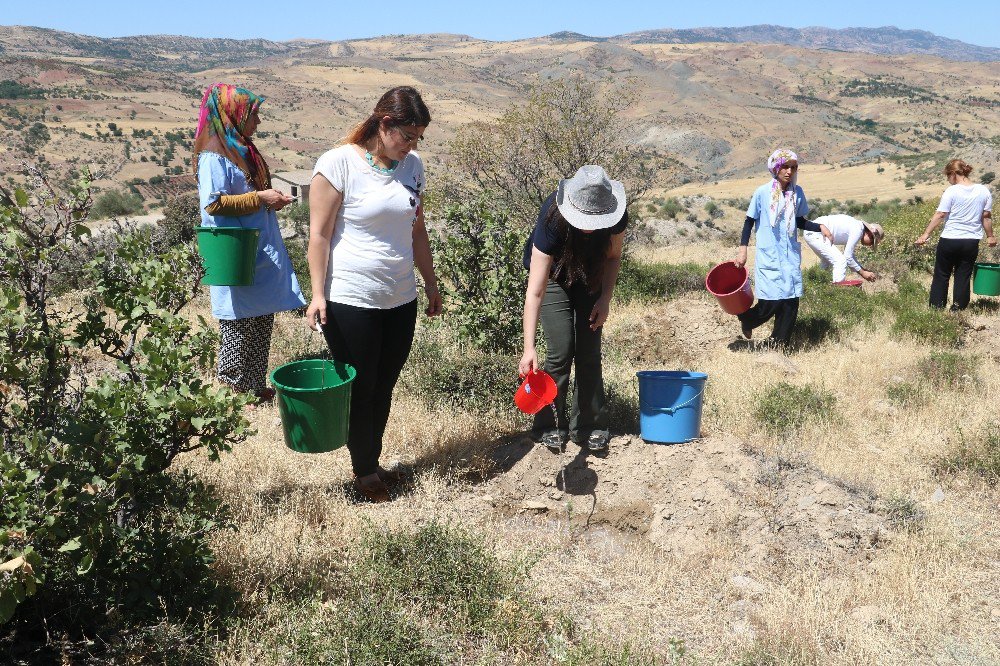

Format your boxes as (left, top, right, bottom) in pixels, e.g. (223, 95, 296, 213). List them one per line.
(270, 359, 356, 453)
(196, 226, 260, 286)
(973, 263, 1000, 296)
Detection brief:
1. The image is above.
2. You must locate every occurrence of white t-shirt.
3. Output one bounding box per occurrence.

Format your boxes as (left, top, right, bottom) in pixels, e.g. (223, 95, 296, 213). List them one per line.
(937, 183, 993, 240)
(312, 145, 425, 309)
(809, 214, 866, 272)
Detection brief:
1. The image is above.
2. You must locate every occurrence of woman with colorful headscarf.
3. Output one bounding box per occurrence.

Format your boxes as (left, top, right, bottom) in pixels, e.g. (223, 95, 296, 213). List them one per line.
(194, 83, 305, 403)
(734, 148, 832, 346)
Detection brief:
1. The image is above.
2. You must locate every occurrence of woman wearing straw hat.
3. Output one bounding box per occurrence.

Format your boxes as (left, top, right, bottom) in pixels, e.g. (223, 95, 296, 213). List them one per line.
(734, 148, 832, 345)
(519, 165, 628, 453)
(307, 86, 441, 503)
(194, 83, 305, 405)
(916, 159, 995, 310)
(803, 214, 882, 284)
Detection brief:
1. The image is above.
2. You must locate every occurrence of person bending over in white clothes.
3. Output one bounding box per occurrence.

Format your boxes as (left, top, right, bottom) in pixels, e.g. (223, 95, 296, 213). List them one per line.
(803, 214, 883, 283)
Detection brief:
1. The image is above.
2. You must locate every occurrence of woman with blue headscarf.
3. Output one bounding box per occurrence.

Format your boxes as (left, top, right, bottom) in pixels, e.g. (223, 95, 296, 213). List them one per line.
(194, 83, 305, 403)
(734, 148, 832, 347)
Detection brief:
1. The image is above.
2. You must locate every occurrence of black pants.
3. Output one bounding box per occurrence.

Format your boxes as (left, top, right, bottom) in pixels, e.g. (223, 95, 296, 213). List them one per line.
(532, 280, 607, 440)
(738, 297, 800, 346)
(929, 238, 979, 310)
(321, 299, 417, 477)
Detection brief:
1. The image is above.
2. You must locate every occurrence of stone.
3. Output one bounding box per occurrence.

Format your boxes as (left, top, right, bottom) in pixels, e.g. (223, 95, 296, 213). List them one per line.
(931, 487, 945, 504)
(730, 575, 768, 597)
(520, 500, 548, 512)
(797, 495, 816, 510)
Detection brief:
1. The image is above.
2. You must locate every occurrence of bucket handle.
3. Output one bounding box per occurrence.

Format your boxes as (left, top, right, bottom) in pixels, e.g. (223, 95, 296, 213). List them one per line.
(633, 376, 704, 415)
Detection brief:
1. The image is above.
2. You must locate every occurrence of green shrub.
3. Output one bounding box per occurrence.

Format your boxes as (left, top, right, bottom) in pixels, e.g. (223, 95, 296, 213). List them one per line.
(402, 323, 517, 413)
(616, 258, 710, 303)
(917, 351, 976, 388)
(890, 305, 964, 346)
(885, 380, 926, 407)
(660, 197, 683, 219)
(92, 189, 144, 219)
(935, 424, 1000, 486)
(754, 382, 836, 435)
(0, 173, 248, 645)
(879, 495, 925, 533)
(431, 197, 526, 354)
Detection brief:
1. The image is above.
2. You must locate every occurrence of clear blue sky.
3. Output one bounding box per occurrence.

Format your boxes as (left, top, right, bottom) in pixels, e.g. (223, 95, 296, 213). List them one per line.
(7, 1, 1000, 48)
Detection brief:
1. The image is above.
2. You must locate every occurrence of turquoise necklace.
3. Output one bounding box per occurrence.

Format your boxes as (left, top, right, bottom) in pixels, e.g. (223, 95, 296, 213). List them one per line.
(365, 150, 398, 175)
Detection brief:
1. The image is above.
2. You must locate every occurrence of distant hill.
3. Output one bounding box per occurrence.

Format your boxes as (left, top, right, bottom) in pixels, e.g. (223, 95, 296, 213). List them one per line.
(597, 25, 1000, 62)
(0, 24, 998, 194)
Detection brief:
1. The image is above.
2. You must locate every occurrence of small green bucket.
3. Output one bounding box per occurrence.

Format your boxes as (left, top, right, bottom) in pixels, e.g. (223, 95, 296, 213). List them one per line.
(973, 263, 1000, 297)
(196, 226, 260, 286)
(270, 359, 356, 454)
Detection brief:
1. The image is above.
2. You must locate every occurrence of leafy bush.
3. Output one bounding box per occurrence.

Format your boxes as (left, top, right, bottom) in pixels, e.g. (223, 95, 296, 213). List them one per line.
(92, 189, 144, 219)
(431, 197, 526, 354)
(754, 382, 836, 435)
(875, 201, 938, 276)
(402, 324, 518, 413)
(615, 258, 710, 303)
(0, 170, 248, 646)
(159, 193, 199, 245)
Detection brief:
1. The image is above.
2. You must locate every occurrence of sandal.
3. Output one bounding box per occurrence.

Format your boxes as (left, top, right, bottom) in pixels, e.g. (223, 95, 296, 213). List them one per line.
(353, 474, 390, 503)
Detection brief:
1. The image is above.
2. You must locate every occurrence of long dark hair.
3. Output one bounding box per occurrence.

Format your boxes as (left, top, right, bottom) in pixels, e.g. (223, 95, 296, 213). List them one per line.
(548, 203, 611, 292)
(346, 86, 431, 145)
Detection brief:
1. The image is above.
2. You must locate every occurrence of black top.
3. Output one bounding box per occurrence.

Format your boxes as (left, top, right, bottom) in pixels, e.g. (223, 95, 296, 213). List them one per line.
(740, 215, 822, 246)
(522, 192, 629, 270)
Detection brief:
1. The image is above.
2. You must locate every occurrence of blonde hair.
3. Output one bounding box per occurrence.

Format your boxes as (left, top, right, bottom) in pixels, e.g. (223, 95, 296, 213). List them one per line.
(944, 159, 973, 179)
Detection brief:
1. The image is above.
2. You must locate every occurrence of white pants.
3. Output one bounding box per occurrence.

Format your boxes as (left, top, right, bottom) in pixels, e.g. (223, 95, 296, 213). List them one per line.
(803, 231, 848, 282)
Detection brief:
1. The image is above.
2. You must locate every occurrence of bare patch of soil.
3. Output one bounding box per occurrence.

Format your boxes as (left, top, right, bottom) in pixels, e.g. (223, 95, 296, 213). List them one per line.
(479, 432, 888, 569)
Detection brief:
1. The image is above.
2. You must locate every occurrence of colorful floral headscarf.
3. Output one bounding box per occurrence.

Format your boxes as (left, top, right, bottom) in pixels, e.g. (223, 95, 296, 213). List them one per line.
(767, 148, 799, 237)
(193, 83, 271, 191)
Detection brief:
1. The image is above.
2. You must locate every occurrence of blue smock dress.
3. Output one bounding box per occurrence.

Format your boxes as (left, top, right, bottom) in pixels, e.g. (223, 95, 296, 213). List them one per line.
(197, 152, 305, 320)
(746, 182, 809, 300)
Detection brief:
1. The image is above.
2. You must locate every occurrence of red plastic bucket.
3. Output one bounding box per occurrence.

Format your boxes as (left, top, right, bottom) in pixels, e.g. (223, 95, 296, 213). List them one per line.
(834, 279, 863, 288)
(706, 262, 753, 315)
(514, 370, 557, 414)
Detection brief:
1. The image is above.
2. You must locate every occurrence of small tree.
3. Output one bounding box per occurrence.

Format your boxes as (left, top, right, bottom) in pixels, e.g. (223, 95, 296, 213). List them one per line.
(981, 171, 995, 185)
(446, 75, 657, 226)
(0, 166, 249, 641)
(431, 198, 526, 354)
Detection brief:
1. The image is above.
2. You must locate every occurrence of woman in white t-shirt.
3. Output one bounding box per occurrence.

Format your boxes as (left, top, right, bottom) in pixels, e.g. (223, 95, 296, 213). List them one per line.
(306, 86, 441, 503)
(916, 159, 995, 310)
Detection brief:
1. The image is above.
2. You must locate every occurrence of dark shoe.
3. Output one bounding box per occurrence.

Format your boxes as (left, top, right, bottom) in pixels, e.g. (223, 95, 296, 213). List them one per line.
(585, 430, 610, 452)
(354, 474, 390, 503)
(376, 465, 404, 485)
(740, 322, 753, 339)
(539, 429, 566, 452)
(256, 387, 276, 401)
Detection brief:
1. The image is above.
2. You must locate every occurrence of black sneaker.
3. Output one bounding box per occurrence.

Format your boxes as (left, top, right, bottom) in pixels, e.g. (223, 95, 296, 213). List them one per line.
(586, 430, 610, 452)
(539, 429, 566, 452)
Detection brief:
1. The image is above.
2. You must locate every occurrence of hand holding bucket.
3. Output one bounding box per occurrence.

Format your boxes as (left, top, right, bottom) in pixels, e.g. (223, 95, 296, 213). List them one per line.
(514, 370, 557, 415)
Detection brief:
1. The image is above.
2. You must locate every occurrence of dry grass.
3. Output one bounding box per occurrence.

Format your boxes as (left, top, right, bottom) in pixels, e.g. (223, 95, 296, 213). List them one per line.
(171, 237, 1000, 665)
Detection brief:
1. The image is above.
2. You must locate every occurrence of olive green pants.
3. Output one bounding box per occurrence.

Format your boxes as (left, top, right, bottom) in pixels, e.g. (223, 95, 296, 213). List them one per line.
(532, 280, 608, 440)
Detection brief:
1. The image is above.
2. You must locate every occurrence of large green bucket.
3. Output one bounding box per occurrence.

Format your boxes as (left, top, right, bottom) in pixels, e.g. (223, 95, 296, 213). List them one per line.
(973, 263, 1000, 296)
(270, 359, 356, 453)
(196, 226, 260, 286)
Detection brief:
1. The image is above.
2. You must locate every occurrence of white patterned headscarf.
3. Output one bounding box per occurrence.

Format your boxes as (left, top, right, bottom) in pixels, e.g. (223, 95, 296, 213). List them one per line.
(767, 148, 799, 237)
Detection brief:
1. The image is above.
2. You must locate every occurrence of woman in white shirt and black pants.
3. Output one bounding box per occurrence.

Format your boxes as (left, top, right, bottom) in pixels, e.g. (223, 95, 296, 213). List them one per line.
(916, 159, 996, 310)
(307, 87, 442, 503)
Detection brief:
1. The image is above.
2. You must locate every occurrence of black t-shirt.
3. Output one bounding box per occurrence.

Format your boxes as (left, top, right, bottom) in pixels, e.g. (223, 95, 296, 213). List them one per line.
(521, 191, 629, 271)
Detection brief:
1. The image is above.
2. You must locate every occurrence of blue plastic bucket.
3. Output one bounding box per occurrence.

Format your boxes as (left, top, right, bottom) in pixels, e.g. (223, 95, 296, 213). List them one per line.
(636, 371, 707, 443)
